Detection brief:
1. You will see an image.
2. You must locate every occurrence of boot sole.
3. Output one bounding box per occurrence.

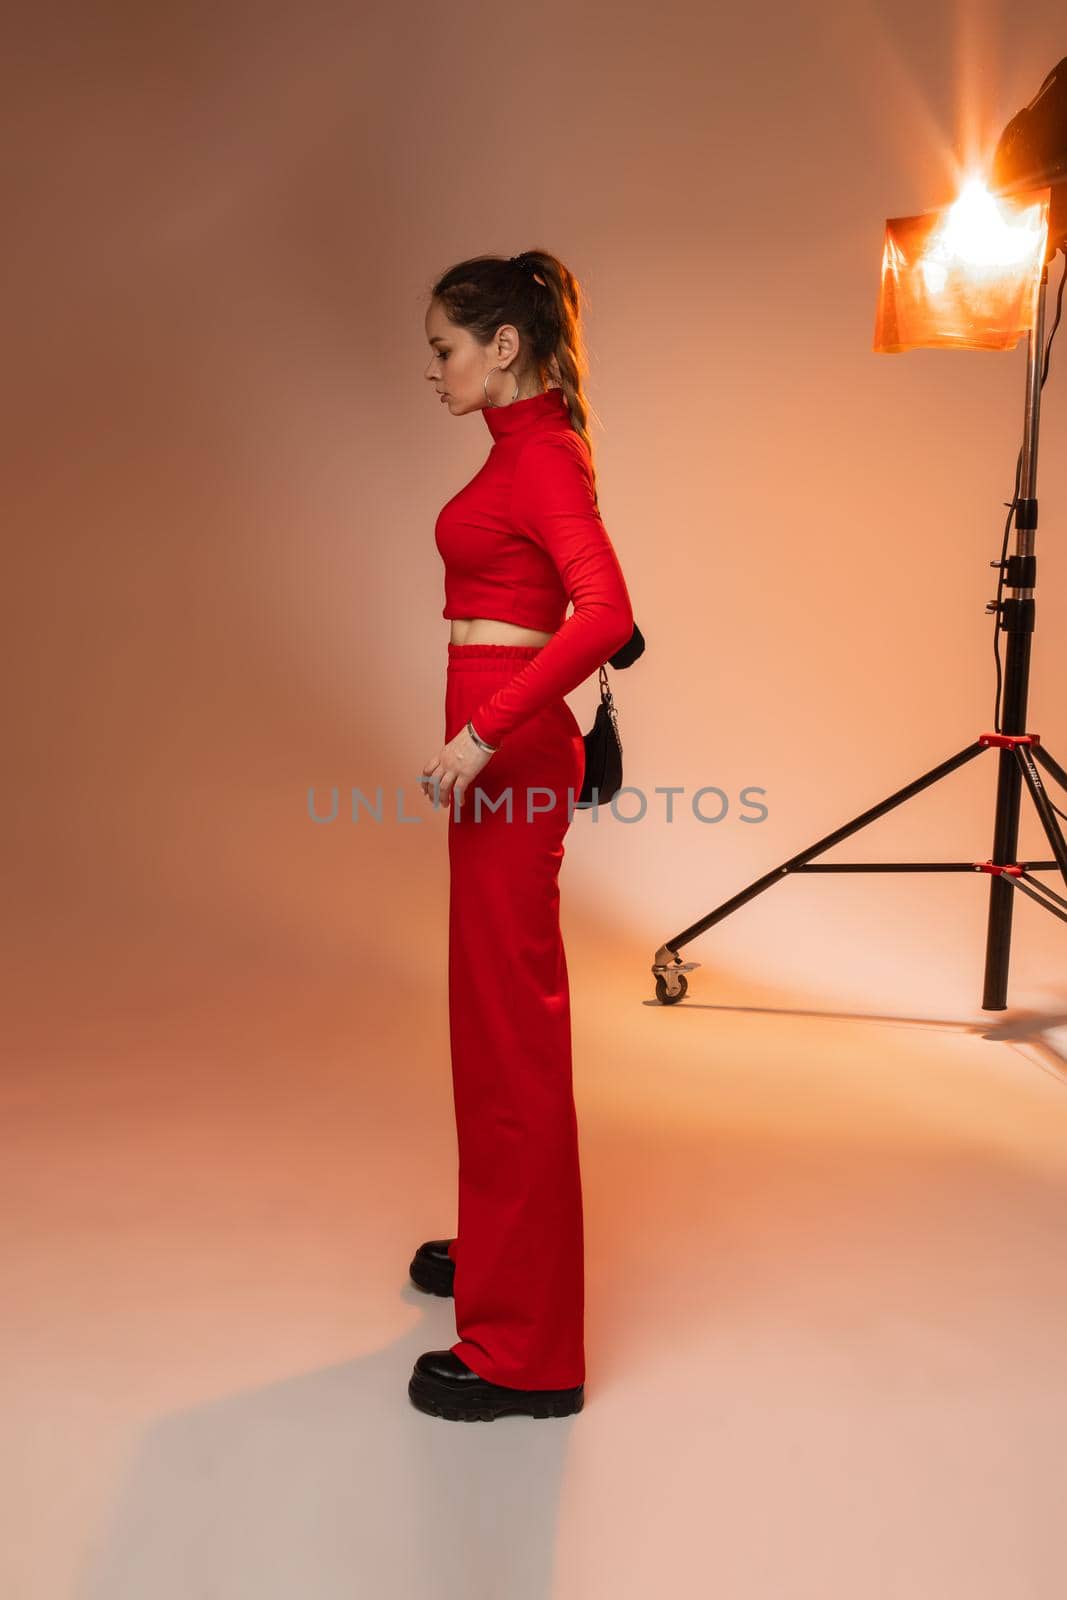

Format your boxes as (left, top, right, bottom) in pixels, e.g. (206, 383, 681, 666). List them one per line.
(408, 1370, 584, 1421)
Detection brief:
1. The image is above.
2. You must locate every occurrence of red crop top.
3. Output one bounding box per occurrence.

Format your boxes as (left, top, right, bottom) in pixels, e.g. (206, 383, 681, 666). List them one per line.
(434, 385, 634, 747)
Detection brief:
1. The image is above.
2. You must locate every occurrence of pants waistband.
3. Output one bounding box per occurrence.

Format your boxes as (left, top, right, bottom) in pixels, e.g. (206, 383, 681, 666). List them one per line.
(447, 643, 544, 666)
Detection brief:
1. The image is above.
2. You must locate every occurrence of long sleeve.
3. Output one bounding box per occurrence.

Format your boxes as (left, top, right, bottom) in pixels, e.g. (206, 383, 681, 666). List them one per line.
(470, 430, 634, 747)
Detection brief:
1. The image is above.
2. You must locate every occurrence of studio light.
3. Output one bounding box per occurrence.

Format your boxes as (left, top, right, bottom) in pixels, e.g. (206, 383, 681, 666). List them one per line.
(993, 55, 1067, 249)
(651, 60, 1067, 1011)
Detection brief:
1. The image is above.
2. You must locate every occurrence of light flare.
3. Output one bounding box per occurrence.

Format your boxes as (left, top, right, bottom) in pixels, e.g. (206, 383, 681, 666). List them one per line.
(920, 176, 1049, 294)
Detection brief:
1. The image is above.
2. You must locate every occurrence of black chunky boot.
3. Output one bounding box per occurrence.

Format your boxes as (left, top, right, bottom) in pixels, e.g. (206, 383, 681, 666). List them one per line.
(408, 1238, 456, 1297)
(408, 1350, 584, 1421)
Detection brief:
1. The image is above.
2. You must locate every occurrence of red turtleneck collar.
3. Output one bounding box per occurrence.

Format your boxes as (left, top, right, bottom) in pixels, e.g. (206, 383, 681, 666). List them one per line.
(482, 384, 568, 441)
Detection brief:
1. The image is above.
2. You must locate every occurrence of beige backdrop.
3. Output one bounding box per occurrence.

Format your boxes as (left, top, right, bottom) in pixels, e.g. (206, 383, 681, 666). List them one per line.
(5, 2, 1067, 1596)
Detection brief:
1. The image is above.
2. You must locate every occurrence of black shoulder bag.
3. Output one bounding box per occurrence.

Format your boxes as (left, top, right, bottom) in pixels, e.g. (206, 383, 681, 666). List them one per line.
(575, 621, 645, 808)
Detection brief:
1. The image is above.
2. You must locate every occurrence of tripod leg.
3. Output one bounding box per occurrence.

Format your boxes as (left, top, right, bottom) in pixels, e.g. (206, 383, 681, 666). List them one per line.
(1015, 744, 1067, 890)
(661, 740, 988, 956)
(1032, 743, 1067, 795)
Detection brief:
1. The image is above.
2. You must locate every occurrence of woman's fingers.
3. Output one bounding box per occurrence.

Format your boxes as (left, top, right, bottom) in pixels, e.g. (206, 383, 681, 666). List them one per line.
(421, 759, 458, 807)
(420, 737, 491, 808)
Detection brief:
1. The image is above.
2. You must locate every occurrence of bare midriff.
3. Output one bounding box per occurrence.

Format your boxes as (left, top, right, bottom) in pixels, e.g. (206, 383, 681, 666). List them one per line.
(449, 617, 553, 647)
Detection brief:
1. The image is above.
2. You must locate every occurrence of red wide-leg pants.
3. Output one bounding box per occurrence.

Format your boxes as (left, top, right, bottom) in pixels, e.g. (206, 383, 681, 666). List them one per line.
(443, 643, 587, 1390)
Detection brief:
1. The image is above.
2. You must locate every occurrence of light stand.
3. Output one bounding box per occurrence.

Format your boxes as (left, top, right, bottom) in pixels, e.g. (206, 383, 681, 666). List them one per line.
(651, 76, 1067, 1008)
(981, 257, 1067, 1007)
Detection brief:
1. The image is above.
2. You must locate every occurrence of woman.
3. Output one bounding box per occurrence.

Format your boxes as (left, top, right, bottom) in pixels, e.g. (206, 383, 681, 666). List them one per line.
(408, 249, 635, 1422)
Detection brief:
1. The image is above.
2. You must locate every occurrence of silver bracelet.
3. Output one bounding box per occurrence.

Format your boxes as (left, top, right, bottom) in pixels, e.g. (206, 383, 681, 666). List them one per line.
(466, 718, 499, 753)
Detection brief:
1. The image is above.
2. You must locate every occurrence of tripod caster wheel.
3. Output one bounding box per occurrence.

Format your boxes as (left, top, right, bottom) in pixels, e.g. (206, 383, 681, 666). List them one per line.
(654, 973, 688, 1005)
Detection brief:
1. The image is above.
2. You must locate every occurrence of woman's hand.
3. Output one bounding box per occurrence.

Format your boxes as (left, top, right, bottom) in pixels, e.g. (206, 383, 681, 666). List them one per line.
(421, 724, 496, 809)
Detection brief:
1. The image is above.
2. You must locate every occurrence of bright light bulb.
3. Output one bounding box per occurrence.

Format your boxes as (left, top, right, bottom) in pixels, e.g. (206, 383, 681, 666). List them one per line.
(921, 176, 1047, 293)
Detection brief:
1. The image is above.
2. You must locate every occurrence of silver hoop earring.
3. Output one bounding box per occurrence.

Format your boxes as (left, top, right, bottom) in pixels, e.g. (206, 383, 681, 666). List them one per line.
(483, 365, 520, 407)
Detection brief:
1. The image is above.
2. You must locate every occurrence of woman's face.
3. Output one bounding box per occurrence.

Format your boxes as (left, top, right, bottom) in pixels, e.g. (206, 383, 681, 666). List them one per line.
(423, 298, 519, 414)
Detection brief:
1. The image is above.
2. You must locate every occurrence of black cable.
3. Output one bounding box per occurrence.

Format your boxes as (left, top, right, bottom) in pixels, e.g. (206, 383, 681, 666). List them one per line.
(992, 246, 1066, 730)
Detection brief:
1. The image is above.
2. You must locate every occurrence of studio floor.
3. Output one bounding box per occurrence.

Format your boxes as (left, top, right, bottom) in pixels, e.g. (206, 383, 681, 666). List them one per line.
(6, 955, 1067, 1600)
